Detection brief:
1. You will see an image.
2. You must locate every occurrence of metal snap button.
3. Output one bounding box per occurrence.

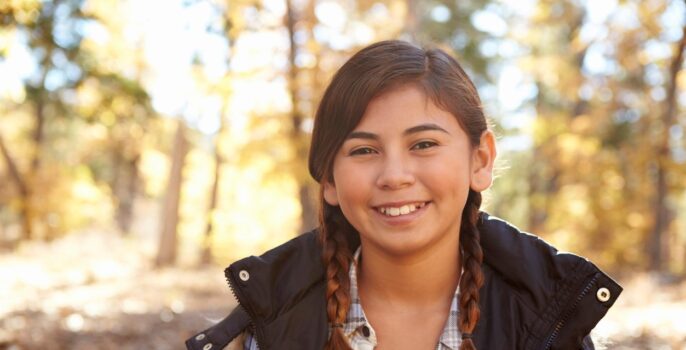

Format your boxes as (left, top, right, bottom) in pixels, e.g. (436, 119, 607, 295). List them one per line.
(203, 343, 213, 350)
(195, 333, 205, 341)
(596, 287, 610, 302)
(239, 270, 250, 282)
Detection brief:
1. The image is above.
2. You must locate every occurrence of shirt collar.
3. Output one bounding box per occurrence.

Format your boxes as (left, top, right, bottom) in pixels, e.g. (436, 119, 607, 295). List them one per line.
(343, 247, 461, 350)
(343, 247, 369, 336)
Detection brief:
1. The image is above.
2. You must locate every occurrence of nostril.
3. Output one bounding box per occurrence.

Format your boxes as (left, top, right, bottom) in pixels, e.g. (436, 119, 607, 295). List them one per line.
(375, 173, 416, 189)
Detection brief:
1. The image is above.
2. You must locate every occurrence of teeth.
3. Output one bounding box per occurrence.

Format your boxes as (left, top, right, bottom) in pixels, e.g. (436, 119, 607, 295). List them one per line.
(378, 202, 426, 217)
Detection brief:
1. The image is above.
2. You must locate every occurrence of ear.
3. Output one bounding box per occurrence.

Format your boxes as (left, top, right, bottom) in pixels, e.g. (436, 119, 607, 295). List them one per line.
(323, 180, 340, 206)
(470, 130, 497, 192)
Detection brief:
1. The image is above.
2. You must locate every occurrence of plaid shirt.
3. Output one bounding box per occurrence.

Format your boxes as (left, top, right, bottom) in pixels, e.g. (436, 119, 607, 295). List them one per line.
(244, 248, 461, 350)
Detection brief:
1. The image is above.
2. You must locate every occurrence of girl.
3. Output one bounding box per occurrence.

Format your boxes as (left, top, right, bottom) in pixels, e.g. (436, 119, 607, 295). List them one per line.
(186, 40, 621, 350)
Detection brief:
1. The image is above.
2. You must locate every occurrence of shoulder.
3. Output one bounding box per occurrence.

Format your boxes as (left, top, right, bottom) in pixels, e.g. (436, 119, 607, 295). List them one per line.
(478, 212, 603, 291)
(222, 229, 330, 349)
(475, 212, 622, 349)
(187, 230, 327, 350)
(224, 228, 324, 305)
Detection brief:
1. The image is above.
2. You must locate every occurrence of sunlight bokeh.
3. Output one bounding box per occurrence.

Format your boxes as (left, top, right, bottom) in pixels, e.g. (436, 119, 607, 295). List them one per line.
(1, 0, 686, 348)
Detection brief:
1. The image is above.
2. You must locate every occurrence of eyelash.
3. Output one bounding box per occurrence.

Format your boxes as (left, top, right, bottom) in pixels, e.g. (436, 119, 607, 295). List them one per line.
(349, 147, 377, 156)
(411, 140, 438, 150)
(348, 141, 438, 156)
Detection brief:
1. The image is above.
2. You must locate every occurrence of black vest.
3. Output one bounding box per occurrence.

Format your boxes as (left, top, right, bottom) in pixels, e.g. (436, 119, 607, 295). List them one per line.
(186, 213, 621, 350)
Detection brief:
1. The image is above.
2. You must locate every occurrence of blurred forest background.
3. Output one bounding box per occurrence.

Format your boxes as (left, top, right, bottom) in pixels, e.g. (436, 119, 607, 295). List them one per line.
(1, 0, 686, 348)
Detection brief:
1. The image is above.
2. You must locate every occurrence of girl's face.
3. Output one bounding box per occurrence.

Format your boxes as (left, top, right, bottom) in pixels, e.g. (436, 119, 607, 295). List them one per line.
(323, 85, 495, 258)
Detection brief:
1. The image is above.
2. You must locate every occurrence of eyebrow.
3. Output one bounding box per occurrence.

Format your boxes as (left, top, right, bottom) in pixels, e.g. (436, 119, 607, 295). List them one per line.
(404, 123, 450, 136)
(345, 123, 450, 140)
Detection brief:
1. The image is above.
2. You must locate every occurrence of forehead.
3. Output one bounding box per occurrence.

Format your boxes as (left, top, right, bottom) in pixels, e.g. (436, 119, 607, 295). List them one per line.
(354, 85, 461, 132)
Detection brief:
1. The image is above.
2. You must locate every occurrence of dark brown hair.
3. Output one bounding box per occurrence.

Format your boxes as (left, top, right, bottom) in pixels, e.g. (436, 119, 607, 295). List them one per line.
(308, 40, 486, 350)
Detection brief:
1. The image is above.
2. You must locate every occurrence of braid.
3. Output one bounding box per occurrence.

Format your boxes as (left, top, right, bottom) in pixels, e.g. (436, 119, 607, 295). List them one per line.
(319, 190, 354, 350)
(458, 190, 485, 350)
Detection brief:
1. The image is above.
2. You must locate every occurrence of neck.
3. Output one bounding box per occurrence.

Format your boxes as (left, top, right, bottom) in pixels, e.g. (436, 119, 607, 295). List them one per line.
(357, 234, 461, 309)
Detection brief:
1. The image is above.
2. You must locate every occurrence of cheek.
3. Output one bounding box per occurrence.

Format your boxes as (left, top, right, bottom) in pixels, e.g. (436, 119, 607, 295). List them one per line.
(333, 164, 370, 210)
(421, 161, 471, 197)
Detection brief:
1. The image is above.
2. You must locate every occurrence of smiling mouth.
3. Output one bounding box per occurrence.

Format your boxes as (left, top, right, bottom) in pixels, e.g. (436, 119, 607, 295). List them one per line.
(376, 202, 429, 217)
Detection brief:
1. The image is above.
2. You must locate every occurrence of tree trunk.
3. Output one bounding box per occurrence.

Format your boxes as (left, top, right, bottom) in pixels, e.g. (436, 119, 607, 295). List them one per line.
(1, 96, 46, 241)
(285, 0, 318, 233)
(201, 140, 222, 265)
(115, 153, 139, 235)
(30, 98, 45, 174)
(0, 133, 32, 240)
(649, 22, 686, 271)
(156, 120, 187, 267)
(200, 11, 238, 264)
(403, 0, 419, 41)
(528, 81, 549, 234)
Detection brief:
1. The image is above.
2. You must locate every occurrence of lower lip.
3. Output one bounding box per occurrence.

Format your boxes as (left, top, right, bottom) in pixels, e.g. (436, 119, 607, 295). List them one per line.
(373, 202, 430, 226)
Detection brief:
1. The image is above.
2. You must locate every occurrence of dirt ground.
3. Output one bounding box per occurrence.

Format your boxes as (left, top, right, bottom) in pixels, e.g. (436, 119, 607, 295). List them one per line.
(1, 229, 685, 350)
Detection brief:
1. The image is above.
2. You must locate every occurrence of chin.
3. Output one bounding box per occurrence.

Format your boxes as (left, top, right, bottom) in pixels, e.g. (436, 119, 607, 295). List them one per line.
(369, 235, 436, 257)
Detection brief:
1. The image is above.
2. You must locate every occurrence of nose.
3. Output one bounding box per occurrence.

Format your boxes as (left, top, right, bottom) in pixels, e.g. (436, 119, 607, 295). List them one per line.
(375, 153, 415, 190)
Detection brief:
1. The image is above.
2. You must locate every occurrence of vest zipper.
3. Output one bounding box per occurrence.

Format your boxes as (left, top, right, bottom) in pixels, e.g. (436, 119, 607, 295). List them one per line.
(226, 270, 268, 350)
(541, 274, 598, 349)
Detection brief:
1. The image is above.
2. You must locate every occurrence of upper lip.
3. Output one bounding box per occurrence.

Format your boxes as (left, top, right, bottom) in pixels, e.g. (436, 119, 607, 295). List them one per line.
(373, 200, 429, 208)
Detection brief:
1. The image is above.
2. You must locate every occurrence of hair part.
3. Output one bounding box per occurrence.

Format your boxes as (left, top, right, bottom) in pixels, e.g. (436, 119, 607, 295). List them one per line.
(310, 40, 487, 350)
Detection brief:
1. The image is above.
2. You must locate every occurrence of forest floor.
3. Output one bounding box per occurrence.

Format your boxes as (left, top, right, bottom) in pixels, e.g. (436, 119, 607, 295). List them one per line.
(1, 228, 685, 350)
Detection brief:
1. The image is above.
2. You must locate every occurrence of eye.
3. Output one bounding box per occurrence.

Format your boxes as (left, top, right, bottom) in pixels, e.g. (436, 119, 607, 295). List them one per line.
(349, 147, 377, 156)
(411, 140, 438, 150)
